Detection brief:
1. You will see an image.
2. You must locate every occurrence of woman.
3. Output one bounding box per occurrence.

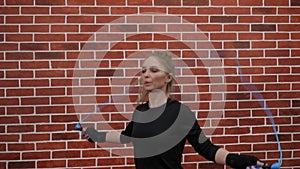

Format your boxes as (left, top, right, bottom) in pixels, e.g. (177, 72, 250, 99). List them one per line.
(84, 51, 265, 169)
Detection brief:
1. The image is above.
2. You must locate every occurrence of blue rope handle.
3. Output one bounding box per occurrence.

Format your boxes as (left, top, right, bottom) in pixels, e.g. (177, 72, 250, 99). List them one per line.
(236, 59, 282, 168)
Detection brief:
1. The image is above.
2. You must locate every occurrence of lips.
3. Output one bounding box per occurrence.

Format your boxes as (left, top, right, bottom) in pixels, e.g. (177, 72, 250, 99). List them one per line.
(144, 81, 152, 86)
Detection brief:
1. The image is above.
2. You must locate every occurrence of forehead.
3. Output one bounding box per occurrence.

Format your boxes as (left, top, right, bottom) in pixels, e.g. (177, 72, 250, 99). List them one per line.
(142, 56, 163, 67)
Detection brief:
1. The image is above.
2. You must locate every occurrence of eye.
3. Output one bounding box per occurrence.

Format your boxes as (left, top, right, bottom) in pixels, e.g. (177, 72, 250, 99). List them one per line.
(150, 67, 159, 73)
(141, 68, 146, 74)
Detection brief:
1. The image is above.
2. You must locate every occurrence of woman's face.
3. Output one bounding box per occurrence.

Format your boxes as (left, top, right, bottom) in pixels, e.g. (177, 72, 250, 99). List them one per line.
(141, 57, 172, 92)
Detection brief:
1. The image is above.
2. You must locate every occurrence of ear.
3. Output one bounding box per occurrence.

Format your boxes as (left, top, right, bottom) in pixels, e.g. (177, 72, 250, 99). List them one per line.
(165, 73, 173, 83)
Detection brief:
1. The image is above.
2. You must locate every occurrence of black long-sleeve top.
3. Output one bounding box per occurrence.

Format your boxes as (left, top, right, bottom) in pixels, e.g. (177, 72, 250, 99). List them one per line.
(120, 98, 220, 169)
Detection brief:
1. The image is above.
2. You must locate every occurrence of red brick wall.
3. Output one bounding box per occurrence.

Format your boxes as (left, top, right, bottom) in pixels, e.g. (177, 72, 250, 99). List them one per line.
(1, 0, 300, 168)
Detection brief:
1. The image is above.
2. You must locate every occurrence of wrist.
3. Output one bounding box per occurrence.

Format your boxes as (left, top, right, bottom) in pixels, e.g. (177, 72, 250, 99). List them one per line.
(226, 153, 259, 169)
(86, 127, 107, 143)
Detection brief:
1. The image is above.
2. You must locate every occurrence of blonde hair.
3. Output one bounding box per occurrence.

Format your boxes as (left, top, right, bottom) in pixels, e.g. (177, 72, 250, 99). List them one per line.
(138, 51, 176, 102)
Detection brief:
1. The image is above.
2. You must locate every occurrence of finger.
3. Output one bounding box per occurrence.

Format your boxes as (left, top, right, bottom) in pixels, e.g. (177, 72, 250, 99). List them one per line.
(257, 160, 264, 166)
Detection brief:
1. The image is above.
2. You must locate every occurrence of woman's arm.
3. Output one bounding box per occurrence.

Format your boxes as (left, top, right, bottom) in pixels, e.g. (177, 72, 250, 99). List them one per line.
(215, 148, 265, 168)
(106, 131, 122, 143)
(215, 148, 229, 164)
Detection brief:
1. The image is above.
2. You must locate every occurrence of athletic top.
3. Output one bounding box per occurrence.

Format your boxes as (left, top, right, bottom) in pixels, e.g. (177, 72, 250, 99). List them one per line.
(120, 98, 220, 169)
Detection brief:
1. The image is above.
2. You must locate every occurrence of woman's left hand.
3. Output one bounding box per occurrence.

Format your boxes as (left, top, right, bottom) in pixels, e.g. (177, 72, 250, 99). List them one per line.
(246, 160, 267, 169)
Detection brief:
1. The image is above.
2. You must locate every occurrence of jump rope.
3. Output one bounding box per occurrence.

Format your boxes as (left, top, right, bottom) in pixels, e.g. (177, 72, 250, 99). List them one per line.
(75, 60, 282, 169)
(236, 59, 282, 169)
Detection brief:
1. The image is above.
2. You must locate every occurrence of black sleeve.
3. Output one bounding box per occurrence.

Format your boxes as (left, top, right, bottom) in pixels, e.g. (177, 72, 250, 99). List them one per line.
(186, 121, 220, 162)
(120, 121, 133, 144)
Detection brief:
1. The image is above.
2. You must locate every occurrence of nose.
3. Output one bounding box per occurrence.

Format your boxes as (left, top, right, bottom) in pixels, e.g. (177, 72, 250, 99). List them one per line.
(142, 69, 150, 78)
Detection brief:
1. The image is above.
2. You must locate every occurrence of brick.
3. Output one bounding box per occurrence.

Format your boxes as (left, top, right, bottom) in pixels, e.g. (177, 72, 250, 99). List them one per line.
(51, 43, 79, 50)
(238, 33, 262, 40)
(278, 24, 300, 31)
(21, 7, 49, 14)
(0, 43, 18, 51)
(154, 0, 180, 6)
(279, 41, 300, 48)
(210, 33, 236, 40)
(139, 42, 167, 49)
(96, 0, 125, 5)
(111, 7, 138, 14)
(52, 150, 81, 158)
(168, 7, 196, 14)
(279, 8, 300, 14)
(36, 0, 65, 5)
(198, 7, 223, 14)
(6, 70, 33, 79)
(211, 0, 237, 6)
(51, 25, 78, 32)
(128, 0, 152, 5)
(252, 7, 276, 14)
(6, 0, 34, 5)
(291, 0, 300, 6)
(212, 136, 238, 144)
(0, 25, 18, 32)
(265, 50, 290, 57)
(251, 24, 276, 31)
(0, 134, 19, 142)
(36, 124, 65, 132)
(7, 89, 34, 97)
(68, 159, 96, 167)
(239, 0, 262, 6)
(8, 143, 34, 151)
(7, 125, 34, 133)
(67, 16, 94, 23)
(97, 158, 125, 166)
(183, 16, 208, 23)
(8, 161, 35, 169)
(21, 79, 49, 87)
(20, 43, 49, 50)
(21, 25, 49, 32)
(0, 152, 20, 160)
(96, 69, 115, 77)
(183, 0, 209, 6)
(6, 16, 33, 23)
(140, 7, 166, 13)
(37, 160, 66, 168)
(21, 61, 49, 69)
(35, 16, 65, 23)
(111, 42, 137, 50)
(0, 61, 18, 69)
(67, 140, 95, 149)
(6, 52, 33, 60)
(225, 41, 250, 49)
(264, 16, 289, 23)
(239, 16, 262, 23)
(21, 115, 49, 123)
(37, 142, 66, 150)
(35, 52, 65, 59)
(67, 0, 94, 5)
(52, 132, 78, 140)
(0, 7, 19, 14)
(265, 33, 289, 40)
(210, 16, 236, 23)
(81, 7, 109, 14)
(225, 7, 251, 14)
(51, 7, 79, 14)
(252, 41, 276, 48)
(21, 97, 49, 105)
(22, 152, 50, 160)
(264, 0, 289, 6)
(7, 107, 34, 115)
(22, 133, 50, 141)
(6, 34, 33, 41)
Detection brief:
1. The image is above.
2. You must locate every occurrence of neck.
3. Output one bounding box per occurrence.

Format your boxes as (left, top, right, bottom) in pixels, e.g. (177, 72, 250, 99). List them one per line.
(148, 89, 168, 108)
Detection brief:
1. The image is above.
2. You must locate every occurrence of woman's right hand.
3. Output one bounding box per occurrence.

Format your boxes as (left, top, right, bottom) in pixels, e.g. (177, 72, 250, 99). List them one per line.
(84, 127, 107, 143)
